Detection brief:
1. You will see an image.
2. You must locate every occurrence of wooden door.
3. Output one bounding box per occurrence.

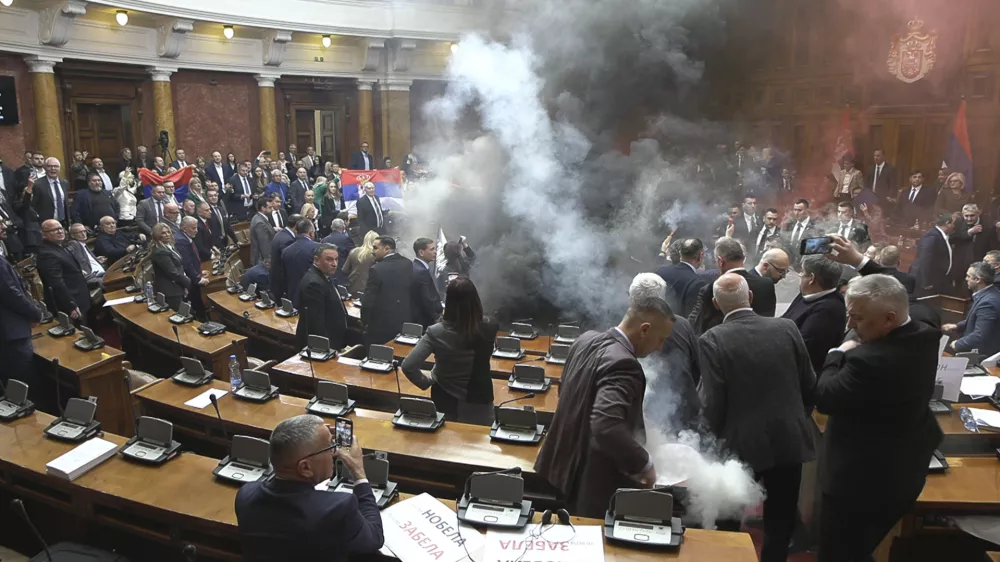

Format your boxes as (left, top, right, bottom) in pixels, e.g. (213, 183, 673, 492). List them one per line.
(319, 110, 336, 165)
(75, 102, 130, 181)
(294, 109, 315, 155)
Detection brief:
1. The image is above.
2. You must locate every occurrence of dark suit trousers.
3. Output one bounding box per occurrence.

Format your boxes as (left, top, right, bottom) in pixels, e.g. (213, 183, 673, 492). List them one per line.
(0, 338, 35, 395)
(165, 295, 183, 313)
(717, 463, 801, 562)
(818, 490, 918, 562)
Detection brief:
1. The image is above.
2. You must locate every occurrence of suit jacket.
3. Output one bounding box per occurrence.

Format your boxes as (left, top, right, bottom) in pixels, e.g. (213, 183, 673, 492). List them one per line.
(135, 198, 166, 237)
(897, 184, 936, 223)
(356, 194, 387, 236)
(235, 479, 383, 562)
(0, 256, 41, 342)
(288, 179, 309, 213)
(909, 227, 953, 296)
(731, 213, 759, 245)
(951, 219, 996, 273)
(0, 185, 25, 256)
(268, 209, 289, 230)
(265, 182, 290, 209)
(834, 168, 864, 197)
(28, 177, 71, 224)
(240, 264, 270, 293)
(953, 285, 1000, 356)
(534, 329, 650, 518)
(349, 151, 376, 171)
(151, 244, 190, 299)
(281, 236, 320, 307)
(781, 291, 847, 375)
(688, 269, 776, 335)
(174, 233, 203, 285)
(227, 173, 255, 221)
(410, 260, 443, 328)
(880, 266, 917, 295)
(94, 231, 136, 264)
(250, 213, 276, 266)
(651, 316, 702, 430)
(361, 253, 413, 347)
(857, 259, 941, 329)
(833, 219, 870, 248)
(205, 163, 234, 188)
(784, 217, 820, 255)
(169, 160, 190, 170)
(269, 228, 297, 300)
(699, 310, 816, 472)
(750, 224, 780, 262)
(815, 320, 942, 500)
(296, 265, 350, 350)
(37, 241, 91, 316)
(866, 163, 897, 198)
(65, 240, 102, 281)
(71, 189, 120, 229)
(321, 231, 355, 284)
(656, 262, 710, 318)
(207, 204, 237, 249)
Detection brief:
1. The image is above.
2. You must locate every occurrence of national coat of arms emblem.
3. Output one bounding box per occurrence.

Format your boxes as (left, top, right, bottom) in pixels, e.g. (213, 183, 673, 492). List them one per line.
(887, 19, 938, 83)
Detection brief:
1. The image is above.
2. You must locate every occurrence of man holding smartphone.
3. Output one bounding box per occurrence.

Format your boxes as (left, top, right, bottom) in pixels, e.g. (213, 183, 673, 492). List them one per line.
(235, 414, 384, 561)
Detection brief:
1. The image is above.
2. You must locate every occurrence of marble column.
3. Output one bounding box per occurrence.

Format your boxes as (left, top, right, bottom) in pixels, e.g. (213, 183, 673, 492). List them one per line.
(379, 79, 411, 167)
(25, 56, 66, 173)
(357, 79, 375, 153)
(148, 67, 177, 154)
(256, 74, 280, 156)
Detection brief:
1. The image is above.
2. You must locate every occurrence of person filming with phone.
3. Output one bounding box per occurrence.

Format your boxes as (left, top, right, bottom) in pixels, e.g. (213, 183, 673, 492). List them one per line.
(235, 414, 384, 561)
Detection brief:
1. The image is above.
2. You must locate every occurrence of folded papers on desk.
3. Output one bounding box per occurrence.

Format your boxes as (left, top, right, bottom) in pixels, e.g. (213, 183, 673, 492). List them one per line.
(966, 407, 1000, 431)
(46, 438, 118, 481)
(184, 388, 228, 409)
(960, 376, 1000, 399)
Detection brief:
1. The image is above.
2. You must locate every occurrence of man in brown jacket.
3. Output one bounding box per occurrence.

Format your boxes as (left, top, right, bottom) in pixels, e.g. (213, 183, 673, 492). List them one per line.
(534, 273, 675, 518)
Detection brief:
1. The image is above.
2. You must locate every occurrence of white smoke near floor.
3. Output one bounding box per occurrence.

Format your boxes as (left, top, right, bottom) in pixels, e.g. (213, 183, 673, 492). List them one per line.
(641, 354, 764, 529)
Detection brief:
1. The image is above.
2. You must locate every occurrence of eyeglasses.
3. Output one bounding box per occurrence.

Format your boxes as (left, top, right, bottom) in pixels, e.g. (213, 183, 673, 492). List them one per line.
(765, 262, 788, 279)
(43, 227, 65, 233)
(295, 440, 338, 465)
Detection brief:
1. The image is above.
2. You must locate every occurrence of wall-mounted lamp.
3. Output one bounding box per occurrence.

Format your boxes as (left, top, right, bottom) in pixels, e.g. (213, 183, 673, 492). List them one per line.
(223, 25, 234, 40)
(322, 35, 332, 49)
(115, 10, 128, 26)
(450, 43, 458, 54)
(0, 0, 14, 7)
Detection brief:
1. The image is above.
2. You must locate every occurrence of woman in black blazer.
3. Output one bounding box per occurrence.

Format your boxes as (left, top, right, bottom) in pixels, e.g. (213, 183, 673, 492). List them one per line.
(149, 222, 190, 311)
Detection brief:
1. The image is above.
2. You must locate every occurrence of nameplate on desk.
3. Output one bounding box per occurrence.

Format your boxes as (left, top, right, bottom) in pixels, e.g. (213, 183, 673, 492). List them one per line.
(332, 482, 386, 503)
(483, 524, 605, 562)
(46, 438, 118, 481)
(184, 389, 228, 409)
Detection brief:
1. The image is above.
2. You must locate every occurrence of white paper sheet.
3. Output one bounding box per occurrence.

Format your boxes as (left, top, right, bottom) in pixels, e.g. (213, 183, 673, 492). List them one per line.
(337, 357, 362, 367)
(960, 376, 1000, 399)
(937, 357, 969, 402)
(381, 493, 484, 562)
(984, 350, 1000, 368)
(183, 388, 228, 408)
(104, 296, 137, 307)
(968, 407, 1000, 430)
(482, 525, 605, 562)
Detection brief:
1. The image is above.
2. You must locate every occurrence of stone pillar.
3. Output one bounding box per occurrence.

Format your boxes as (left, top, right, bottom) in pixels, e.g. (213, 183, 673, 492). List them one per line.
(148, 67, 177, 154)
(25, 56, 66, 172)
(357, 79, 375, 155)
(379, 79, 411, 167)
(256, 74, 280, 156)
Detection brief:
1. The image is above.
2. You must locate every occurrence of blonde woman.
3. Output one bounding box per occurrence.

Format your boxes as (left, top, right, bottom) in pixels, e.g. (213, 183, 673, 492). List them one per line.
(933, 172, 971, 216)
(114, 167, 139, 226)
(343, 230, 378, 295)
(300, 202, 320, 233)
(186, 177, 206, 207)
(149, 222, 190, 311)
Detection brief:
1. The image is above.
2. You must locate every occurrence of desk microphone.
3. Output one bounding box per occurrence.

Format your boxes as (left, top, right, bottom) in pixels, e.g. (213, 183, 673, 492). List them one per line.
(173, 325, 182, 348)
(391, 360, 402, 407)
(52, 359, 63, 416)
(209, 393, 229, 442)
(182, 543, 198, 562)
(124, 373, 139, 436)
(494, 392, 536, 417)
(11, 499, 52, 562)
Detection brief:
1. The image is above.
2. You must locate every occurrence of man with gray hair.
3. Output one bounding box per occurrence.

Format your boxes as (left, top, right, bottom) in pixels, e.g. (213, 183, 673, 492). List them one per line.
(952, 202, 995, 298)
(698, 273, 815, 562)
(235, 414, 384, 560)
(536, 272, 674, 518)
(814, 273, 941, 561)
(321, 217, 355, 285)
(782, 255, 847, 373)
(688, 236, 777, 335)
(943, 261, 1000, 356)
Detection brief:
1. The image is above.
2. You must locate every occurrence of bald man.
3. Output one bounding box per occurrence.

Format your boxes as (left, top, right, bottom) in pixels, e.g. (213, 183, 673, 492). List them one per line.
(699, 273, 815, 562)
(25, 157, 70, 224)
(751, 248, 790, 283)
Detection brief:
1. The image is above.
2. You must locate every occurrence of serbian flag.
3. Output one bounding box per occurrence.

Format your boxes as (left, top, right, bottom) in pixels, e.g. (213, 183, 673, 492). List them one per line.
(341, 168, 404, 215)
(830, 106, 853, 178)
(138, 166, 194, 200)
(943, 99, 974, 192)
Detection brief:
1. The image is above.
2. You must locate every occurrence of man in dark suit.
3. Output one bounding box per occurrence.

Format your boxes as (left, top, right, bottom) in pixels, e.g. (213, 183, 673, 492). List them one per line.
(731, 195, 759, 246)
(193, 203, 217, 259)
(71, 173, 120, 229)
(66, 223, 105, 286)
(535, 273, 673, 518)
(321, 218, 355, 286)
(176, 217, 209, 314)
(25, 158, 70, 226)
(281, 220, 320, 307)
(235, 415, 384, 561)
(13, 152, 43, 195)
(296, 245, 356, 350)
(0, 164, 26, 260)
(866, 149, 896, 207)
(870, 245, 916, 294)
(410, 237, 443, 328)
(240, 262, 270, 294)
(699, 273, 815, 562)
(94, 216, 141, 264)
(361, 237, 413, 348)
(205, 151, 234, 189)
(833, 201, 870, 248)
(688, 237, 776, 335)
(649, 315, 701, 430)
(814, 273, 942, 562)
(897, 169, 936, 225)
(944, 261, 1000, 356)
(288, 167, 310, 214)
(349, 142, 375, 171)
(951, 203, 996, 297)
(205, 189, 237, 249)
(250, 199, 275, 266)
(0, 156, 16, 201)
(152, 156, 167, 176)
(36, 220, 90, 322)
(135, 185, 169, 238)
(356, 182, 389, 237)
(782, 255, 847, 374)
(749, 207, 781, 265)
(0, 222, 41, 390)
(269, 214, 301, 301)
(909, 213, 955, 297)
(656, 237, 711, 318)
(168, 148, 190, 171)
(266, 194, 289, 230)
(265, 169, 290, 212)
(784, 200, 819, 262)
(226, 163, 255, 222)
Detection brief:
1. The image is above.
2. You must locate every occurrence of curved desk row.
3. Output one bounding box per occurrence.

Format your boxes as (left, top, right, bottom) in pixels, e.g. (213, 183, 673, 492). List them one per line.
(0, 411, 756, 562)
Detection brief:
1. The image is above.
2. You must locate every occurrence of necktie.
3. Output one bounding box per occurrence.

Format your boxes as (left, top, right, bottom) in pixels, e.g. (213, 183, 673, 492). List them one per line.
(909, 188, 917, 203)
(52, 180, 64, 221)
(373, 196, 383, 227)
(191, 239, 200, 263)
(213, 206, 224, 230)
(840, 223, 849, 238)
(156, 201, 163, 221)
(872, 166, 880, 192)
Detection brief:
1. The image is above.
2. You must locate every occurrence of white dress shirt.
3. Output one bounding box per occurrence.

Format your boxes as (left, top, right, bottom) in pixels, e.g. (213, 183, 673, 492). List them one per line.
(907, 185, 923, 203)
(98, 170, 114, 191)
(791, 217, 811, 245)
(48, 178, 65, 220)
(871, 163, 883, 193)
(935, 225, 952, 275)
(76, 240, 105, 276)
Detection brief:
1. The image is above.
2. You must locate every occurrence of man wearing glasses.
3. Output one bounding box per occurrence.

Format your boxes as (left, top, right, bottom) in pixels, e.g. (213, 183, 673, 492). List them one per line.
(36, 219, 91, 323)
(781, 255, 848, 374)
(235, 415, 384, 561)
(750, 248, 790, 284)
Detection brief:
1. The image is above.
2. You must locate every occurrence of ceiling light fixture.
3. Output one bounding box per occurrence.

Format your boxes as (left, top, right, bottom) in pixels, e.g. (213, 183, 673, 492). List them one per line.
(223, 25, 234, 40)
(115, 10, 128, 26)
(0, 0, 15, 7)
(322, 35, 331, 48)
(450, 42, 458, 54)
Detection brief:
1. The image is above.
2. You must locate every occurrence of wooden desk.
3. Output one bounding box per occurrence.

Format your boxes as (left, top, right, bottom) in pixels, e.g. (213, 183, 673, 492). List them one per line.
(135, 378, 549, 499)
(498, 331, 551, 356)
(31, 327, 132, 435)
(387, 339, 564, 383)
(106, 289, 248, 379)
(0, 411, 755, 562)
(915, 457, 1000, 512)
(101, 253, 135, 293)
(986, 552, 1000, 562)
(812, 404, 1000, 456)
(269, 355, 559, 424)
